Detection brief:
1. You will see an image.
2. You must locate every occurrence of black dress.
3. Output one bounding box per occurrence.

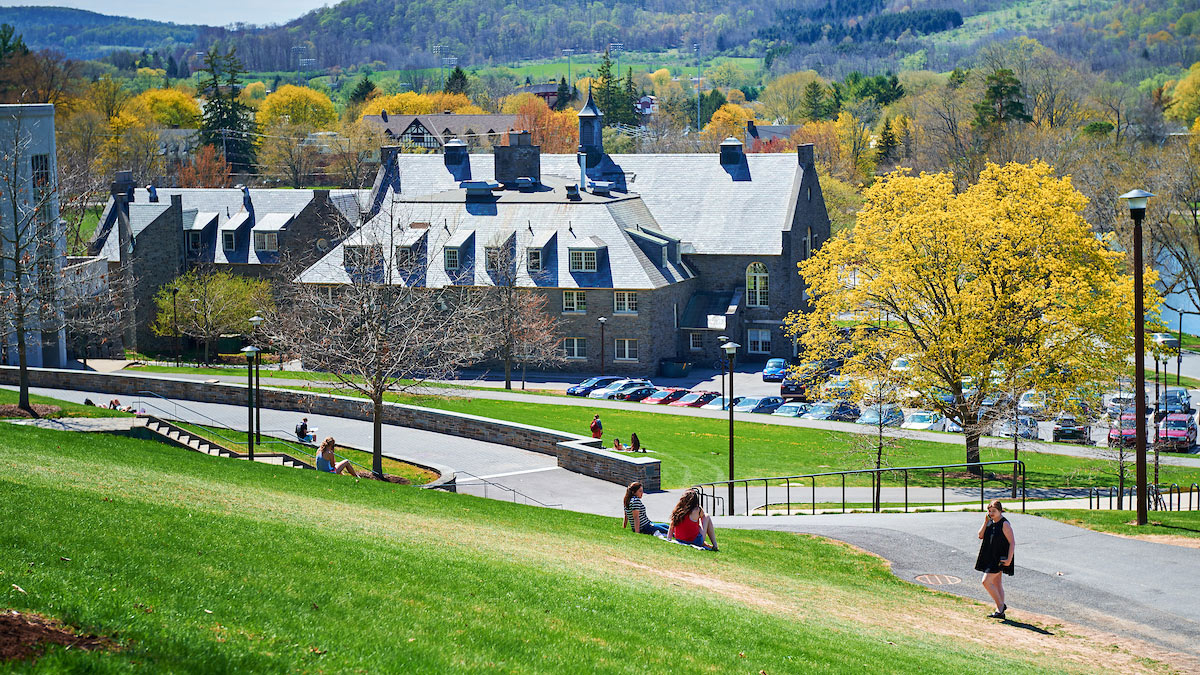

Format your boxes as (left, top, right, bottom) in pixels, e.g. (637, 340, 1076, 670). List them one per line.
(974, 516, 1014, 575)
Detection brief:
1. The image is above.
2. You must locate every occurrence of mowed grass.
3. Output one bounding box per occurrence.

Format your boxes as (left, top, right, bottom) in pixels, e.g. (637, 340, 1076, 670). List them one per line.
(1031, 509, 1200, 540)
(0, 387, 128, 419)
(309, 389, 1200, 490)
(0, 426, 1152, 673)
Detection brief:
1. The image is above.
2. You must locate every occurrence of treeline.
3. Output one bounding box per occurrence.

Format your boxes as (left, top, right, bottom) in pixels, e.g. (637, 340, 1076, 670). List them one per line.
(0, 7, 202, 60)
(758, 9, 963, 45)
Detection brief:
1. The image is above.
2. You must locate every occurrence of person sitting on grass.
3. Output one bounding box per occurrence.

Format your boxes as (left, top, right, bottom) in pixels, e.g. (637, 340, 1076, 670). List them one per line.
(623, 481, 668, 536)
(667, 489, 718, 551)
(315, 437, 360, 478)
(612, 437, 628, 452)
(630, 433, 644, 452)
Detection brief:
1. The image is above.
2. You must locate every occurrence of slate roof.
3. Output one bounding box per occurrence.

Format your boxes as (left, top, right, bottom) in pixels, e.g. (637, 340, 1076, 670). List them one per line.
(296, 178, 695, 290)
(97, 202, 170, 261)
(381, 153, 803, 255)
(746, 122, 801, 145)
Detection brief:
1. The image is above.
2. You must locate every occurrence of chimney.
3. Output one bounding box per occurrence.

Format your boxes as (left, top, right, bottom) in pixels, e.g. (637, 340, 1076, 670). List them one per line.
(719, 137, 745, 165)
(380, 109, 388, 122)
(494, 131, 541, 188)
(146, 184, 159, 202)
(797, 143, 814, 166)
(364, 145, 403, 222)
(443, 138, 471, 180)
(238, 184, 254, 222)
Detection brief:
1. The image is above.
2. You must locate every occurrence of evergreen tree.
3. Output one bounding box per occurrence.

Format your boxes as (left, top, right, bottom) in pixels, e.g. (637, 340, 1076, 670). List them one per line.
(973, 68, 1031, 131)
(876, 117, 897, 161)
(349, 75, 377, 103)
(166, 54, 178, 79)
(700, 89, 727, 127)
(800, 81, 827, 120)
(176, 57, 189, 79)
(619, 67, 638, 126)
(553, 76, 571, 111)
(0, 23, 28, 64)
(594, 49, 616, 124)
(444, 66, 469, 94)
(197, 45, 256, 173)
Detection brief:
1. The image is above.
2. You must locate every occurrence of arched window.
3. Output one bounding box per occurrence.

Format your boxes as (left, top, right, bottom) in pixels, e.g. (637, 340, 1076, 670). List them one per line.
(747, 262, 769, 307)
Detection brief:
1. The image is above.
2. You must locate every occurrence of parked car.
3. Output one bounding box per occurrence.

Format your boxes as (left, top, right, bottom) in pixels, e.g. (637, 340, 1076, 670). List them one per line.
(733, 396, 786, 414)
(979, 393, 1012, 422)
(701, 396, 744, 411)
(1161, 387, 1192, 414)
(801, 400, 861, 422)
(821, 375, 857, 400)
(890, 355, 913, 372)
(669, 391, 719, 407)
(1107, 414, 1138, 447)
(781, 358, 843, 400)
(1152, 332, 1181, 350)
(901, 410, 950, 432)
(761, 358, 789, 382)
(588, 378, 653, 399)
(1017, 390, 1047, 418)
(1051, 414, 1091, 444)
(1155, 413, 1198, 451)
(614, 386, 656, 402)
(855, 404, 904, 427)
(566, 376, 621, 397)
(771, 402, 811, 417)
(995, 416, 1040, 440)
(642, 387, 689, 405)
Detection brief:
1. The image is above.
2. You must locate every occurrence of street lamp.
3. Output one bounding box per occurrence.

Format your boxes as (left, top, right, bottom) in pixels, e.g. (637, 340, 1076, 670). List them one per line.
(722, 340, 740, 515)
(693, 43, 702, 132)
(1119, 188, 1154, 526)
(249, 315, 264, 443)
(598, 316, 607, 376)
(240, 345, 261, 461)
(608, 42, 623, 81)
(717, 334, 729, 402)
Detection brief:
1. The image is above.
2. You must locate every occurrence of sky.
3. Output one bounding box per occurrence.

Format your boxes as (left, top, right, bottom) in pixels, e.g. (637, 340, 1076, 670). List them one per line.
(0, 0, 334, 26)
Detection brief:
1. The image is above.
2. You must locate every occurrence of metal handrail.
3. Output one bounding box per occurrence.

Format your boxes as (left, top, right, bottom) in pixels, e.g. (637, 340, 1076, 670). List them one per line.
(693, 460, 1026, 516)
(132, 390, 368, 473)
(450, 470, 563, 509)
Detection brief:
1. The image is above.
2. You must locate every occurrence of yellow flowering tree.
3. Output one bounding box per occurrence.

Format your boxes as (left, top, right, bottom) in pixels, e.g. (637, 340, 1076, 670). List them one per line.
(787, 162, 1145, 466)
(257, 84, 337, 130)
(701, 103, 754, 144)
(132, 88, 201, 128)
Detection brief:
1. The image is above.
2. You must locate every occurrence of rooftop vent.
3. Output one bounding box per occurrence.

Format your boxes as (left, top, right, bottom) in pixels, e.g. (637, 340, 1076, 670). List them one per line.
(719, 136, 745, 165)
(508, 130, 532, 146)
(516, 176, 536, 191)
(146, 184, 159, 202)
(380, 109, 388, 122)
(461, 180, 500, 197)
(565, 184, 581, 200)
(588, 180, 614, 196)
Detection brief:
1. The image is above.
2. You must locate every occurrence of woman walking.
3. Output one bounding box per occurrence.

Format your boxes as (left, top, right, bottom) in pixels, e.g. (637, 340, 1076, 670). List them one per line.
(622, 482, 668, 536)
(667, 489, 718, 551)
(975, 499, 1015, 619)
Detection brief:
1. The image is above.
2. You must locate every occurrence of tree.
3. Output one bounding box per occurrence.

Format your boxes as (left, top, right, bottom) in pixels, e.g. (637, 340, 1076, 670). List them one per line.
(876, 117, 898, 162)
(328, 118, 381, 190)
(62, 263, 133, 366)
(444, 65, 469, 95)
(257, 84, 337, 130)
(348, 75, 377, 104)
(197, 45, 256, 173)
(477, 243, 563, 389)
(132, 88, 201, 128)
(553, 76, 571, 111)
(701, 103, 754, 144)
(788, 162, 1140, 467)
(151, 269, 272, 363)
(259, 122, 319, 188)
(178, 144, 232, 188)
(800, 81, 831, 121)
(512, 96, 578, 153)
(973, 68, 1031, 131)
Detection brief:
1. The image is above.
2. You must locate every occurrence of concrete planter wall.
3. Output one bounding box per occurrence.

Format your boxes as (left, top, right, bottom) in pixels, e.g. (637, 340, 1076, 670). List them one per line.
(1, 366, 661, 490)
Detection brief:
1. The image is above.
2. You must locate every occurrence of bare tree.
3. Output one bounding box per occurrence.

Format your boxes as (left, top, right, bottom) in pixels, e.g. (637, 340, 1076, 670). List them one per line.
(269, 204, 490, 477)
(259, 122, 319, 188)
(477, 239, 563, 389)
(61, 258, 133, 366)
(328, 118, 381, 189)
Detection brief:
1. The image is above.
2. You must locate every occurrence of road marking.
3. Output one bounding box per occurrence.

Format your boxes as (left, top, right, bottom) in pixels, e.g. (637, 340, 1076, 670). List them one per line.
(470, 466, 562, 480)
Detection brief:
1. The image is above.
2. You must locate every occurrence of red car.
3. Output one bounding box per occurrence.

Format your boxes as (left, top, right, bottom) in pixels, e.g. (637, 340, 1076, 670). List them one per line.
(1154, 413, 1198, 451)
(668, 391, 719, 407)
(1108, 413, 1138, 447)
(642, 388, 688, 405)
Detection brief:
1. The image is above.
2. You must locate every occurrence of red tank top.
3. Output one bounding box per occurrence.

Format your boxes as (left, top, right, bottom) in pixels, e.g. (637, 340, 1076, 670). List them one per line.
(673, 514, 701, 542)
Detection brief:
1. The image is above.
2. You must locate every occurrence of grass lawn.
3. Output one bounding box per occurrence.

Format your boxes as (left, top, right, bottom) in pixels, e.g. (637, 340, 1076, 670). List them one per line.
(1030, 509, 1200, 540)
(0, 425, 1158, 672)
(0, 388, 128, 419)
(173, 422, 439, 485)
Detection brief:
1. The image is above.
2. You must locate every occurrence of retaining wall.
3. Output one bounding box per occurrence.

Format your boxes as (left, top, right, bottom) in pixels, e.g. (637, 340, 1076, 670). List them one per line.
(0, 366, 661, 490)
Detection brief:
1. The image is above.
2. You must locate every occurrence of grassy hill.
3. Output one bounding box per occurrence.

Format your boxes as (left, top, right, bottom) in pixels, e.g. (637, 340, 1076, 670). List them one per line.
(0, 423, 1163, 672)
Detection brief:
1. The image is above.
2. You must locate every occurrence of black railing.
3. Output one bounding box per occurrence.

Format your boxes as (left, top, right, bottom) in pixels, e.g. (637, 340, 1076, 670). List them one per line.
(449, 470, 563, 508)
(693, 460, 1026, 516)
(1090, 484, 1200, 511)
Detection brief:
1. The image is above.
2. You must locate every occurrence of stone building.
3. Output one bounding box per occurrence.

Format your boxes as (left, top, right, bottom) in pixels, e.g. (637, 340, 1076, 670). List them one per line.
(298, 91, 831, 375)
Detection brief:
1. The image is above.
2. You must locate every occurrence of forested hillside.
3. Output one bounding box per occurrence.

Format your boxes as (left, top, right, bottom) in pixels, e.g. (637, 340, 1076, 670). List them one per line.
(0, 7, 207, 60)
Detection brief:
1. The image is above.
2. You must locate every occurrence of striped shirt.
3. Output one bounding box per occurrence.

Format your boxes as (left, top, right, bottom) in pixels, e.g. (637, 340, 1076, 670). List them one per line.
(625, 496, 652, 532)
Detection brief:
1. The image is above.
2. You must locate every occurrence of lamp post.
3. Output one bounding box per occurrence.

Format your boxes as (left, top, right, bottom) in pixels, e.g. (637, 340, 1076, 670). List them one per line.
(249, 315, 264, 443)
(171, 288, 180, 367)
(722, 340, 740, 515)
(1178, 313, 1184, 386)
(433, 45, 445, 89)
(598, 316, 607, 376)
(562, 48, 575, 97)
(608, 42, 623, 82)
(240, 345, 260, 461)
(717, 334, 729, 403)
(1120, 188, 1154, 526)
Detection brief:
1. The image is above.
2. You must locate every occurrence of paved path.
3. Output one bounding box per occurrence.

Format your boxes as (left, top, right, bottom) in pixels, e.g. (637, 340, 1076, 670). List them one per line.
(718, 512, 1200, 660)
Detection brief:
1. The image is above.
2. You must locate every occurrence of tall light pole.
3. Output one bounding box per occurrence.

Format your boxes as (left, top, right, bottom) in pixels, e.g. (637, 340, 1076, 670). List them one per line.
(718, 334, 729, 403)
(693, 42, 701, 132)
(598, 316, 607, 376)
(241, 345, 260, 461)
(249, 315, 264, 443)
(608, 42, 623, 83)
(442, 56, 457, 91)
(188, 298, 199, 365)
(722, 340, 740, 515)
(563, 48, 575, 97)
(433, 45, 445, 90)
(1120, 188, 1153, 526)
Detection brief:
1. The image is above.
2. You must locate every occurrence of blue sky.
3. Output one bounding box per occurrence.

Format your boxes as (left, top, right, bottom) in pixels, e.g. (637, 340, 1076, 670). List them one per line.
(1, 0, 334, 26)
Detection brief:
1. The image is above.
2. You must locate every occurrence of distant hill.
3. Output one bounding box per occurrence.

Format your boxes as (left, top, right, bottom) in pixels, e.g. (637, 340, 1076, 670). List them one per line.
(0, 6, 211, 60)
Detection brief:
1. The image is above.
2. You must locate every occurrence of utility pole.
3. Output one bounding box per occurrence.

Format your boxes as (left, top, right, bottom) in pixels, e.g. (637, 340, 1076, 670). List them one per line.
(693, 43, 702, 132)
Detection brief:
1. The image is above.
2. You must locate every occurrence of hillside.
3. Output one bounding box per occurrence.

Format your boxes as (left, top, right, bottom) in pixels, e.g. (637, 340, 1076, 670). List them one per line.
(0, 6, 209, 60)
(1, 422, 1168, 672)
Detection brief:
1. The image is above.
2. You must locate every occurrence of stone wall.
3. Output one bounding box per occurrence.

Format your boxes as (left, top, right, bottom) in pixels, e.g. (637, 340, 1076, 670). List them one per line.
(0, 366, 660, 490)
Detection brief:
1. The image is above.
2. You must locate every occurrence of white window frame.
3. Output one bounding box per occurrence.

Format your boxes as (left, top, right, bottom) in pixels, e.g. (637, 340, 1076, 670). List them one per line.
(444, 247, 460, 271)
(748, 328, 771, 354)
(613, 291, 638, 314)
(394, 245, 416, 270)
(485, 246, 503, 272)
(527, 248, 542, 272)
(569, 249, 597, 272)
(747, 262, 769, 307)
(343, 245, 378, 270)
(563, 337, 586, 359)
(690, 332, 704, 351)
(222, 231, 236, 251)
(562, 290, 586, 313)
(187, 231, 203, 251)
(253, 231, 278, 252)
(614, 338, 638, 361)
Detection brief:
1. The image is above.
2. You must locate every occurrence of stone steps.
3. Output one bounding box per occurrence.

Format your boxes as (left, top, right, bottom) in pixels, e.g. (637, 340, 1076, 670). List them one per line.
(136, 415, 312, 470)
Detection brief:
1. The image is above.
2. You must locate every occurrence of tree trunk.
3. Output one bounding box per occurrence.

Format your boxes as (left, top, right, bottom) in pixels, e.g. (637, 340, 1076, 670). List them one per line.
(503, 343, 512, 390)
(372, 394, 384, 478)
(16, 316, 31, 412)
(203, 339, 210, 364)
(965, 428, 982, 474)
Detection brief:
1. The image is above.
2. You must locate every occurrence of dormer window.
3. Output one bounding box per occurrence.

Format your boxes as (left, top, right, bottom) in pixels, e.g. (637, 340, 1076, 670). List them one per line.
(527, 248, 542, 272)
(485, 246, 504, 272)
(444, 248, 460, 271)
(223, 231, 236, 251)
(395, 245, 417, 270)
(344, 245, 380, 271)
(188, 231, 203, 252)
(253, 232, 278, 252)
(569, 250, 597, 272)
